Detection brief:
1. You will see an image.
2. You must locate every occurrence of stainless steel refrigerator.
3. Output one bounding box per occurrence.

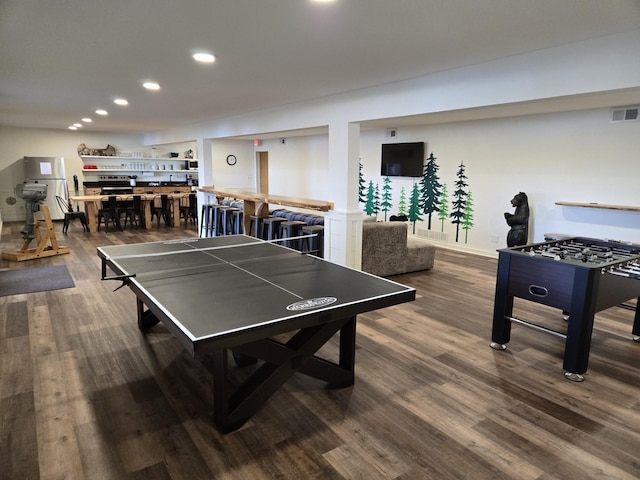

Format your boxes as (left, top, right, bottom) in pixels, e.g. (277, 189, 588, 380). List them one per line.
(23, 156, 68, 220)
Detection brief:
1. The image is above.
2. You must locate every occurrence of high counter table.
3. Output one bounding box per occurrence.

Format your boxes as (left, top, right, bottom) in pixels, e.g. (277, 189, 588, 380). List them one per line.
(198, 187, 334, 234)
(70, 193, 193, 232)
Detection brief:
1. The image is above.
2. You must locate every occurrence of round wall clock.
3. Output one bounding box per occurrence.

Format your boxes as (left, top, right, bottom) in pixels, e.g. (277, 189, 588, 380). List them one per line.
(226, 154, 237, 166)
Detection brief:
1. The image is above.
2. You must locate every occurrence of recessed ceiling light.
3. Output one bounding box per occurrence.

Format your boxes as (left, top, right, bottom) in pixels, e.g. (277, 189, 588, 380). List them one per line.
(95, 109, 108, 115)
(82, 117, 92, 123)
(73, 123, 83, 128)
(143, 81, 160, 90)
(68, 126, 78, 130)
(193, 52, 215, 63)
(114, 98, 129, 106)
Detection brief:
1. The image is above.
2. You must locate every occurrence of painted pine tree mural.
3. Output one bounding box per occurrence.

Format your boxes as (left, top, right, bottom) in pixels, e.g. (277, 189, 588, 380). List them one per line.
(380, 176, 393, 221)
(358, 160, 366, 205)
(365, 180, 376, 216)
(450, 162, 469, 242)
(418, 153, 442, 230)
(397, 187, 408, 217)
(462, 190, 475, 243)
(373, 183, 381, 217)
(408, 183, 422, 233)
(437, 183, 449, 232)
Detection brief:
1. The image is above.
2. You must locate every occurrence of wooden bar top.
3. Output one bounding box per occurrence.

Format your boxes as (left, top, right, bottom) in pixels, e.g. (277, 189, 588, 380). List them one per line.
(199, 187, 334, 212)
(555, 201, 640, 212)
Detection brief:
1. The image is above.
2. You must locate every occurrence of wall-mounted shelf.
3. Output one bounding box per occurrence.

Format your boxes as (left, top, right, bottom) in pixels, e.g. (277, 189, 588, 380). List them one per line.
(80, 155, 198, 175)
(555, 201, 640, 212)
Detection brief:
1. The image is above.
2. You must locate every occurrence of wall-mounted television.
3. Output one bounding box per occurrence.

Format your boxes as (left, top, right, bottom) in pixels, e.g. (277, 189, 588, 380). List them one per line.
(380, 142, 425, 177)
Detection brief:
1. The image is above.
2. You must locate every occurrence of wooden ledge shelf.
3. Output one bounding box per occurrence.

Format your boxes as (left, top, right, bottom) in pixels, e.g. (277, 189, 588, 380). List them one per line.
(555, 201, 640, 212)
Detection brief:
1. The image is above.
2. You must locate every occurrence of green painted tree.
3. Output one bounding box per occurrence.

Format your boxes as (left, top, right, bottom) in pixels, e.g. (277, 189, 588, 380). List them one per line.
(373, 183, 381, 218)
(408, 182, 422, 233)
(358, 160, 367, 204)
(437, 183, 449, 232)
(397, 187, 408, 216)
(365, 180, 376, 216)
(450, 162, 469, 242)
(418, 153, 442, 230)
(462, 190, 475, 243)
(380, 176, 393, 221)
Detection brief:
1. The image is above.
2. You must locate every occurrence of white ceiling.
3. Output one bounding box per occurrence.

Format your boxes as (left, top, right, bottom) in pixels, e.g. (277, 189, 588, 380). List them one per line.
(1, 0, 639, 134)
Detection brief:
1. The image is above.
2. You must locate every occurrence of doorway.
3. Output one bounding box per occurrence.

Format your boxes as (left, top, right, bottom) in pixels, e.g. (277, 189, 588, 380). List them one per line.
(258, 151, 268, 193)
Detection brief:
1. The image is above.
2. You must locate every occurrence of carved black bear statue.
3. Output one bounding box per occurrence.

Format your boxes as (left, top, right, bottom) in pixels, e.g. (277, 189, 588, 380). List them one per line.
(504, 192, 529, 247)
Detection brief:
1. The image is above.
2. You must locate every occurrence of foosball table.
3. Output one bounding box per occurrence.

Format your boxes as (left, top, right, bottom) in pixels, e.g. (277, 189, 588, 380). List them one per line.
(490, 236, 640, 381)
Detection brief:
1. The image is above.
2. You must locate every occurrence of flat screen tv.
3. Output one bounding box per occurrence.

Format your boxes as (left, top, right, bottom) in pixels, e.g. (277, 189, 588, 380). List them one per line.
(380, 142, 425, 177)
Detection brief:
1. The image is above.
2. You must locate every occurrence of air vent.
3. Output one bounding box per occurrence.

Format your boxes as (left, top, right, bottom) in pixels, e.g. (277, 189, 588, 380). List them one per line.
(416, 229, 448, 242)
(611, 106, 639, 123)
(385, 128, 398, 139)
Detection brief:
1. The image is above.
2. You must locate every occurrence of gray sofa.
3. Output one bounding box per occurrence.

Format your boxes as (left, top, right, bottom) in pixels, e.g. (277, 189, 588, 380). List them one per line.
(361, 221, 436, 276)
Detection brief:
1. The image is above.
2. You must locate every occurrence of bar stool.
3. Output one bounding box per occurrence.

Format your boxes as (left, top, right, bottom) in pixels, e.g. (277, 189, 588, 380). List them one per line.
(279, 221, 307, 250)
(249, 215, 264, 238)
(200, 204, 217, 237)
(230, 210, 244, 234)
(261, 217, 286, 241)
(301, 225, 325, 257)
(210, 205, 230, 236)
(220, 207, 239, 236)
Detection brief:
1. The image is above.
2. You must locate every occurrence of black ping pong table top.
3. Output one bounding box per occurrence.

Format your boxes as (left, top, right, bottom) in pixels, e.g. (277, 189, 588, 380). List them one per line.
(97, 235, 416, 432)
(98, 235, 415, 352)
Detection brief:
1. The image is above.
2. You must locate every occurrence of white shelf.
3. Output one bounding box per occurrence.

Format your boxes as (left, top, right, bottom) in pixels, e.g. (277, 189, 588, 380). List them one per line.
(80, 155, 198, 162)
(80, 155, 199, 175)
(82, 168, 197, 173)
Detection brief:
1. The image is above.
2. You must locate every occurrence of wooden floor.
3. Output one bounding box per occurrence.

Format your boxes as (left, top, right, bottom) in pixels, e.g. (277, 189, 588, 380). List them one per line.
(1, 220, 639, 479)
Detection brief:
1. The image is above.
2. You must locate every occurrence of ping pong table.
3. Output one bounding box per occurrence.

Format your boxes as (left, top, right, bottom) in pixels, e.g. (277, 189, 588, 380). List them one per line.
(97, 235, 415, 433)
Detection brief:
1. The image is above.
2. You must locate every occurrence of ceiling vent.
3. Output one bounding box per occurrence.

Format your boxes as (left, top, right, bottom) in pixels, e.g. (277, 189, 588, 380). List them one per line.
(610, 106, 639, 123)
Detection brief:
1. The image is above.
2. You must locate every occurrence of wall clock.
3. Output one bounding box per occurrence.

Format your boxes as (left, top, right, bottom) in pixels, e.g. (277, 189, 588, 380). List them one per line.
(226, 154, 237, 166)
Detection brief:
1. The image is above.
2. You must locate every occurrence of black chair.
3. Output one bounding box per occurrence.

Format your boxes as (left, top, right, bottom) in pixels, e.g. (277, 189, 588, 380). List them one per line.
(151, 194, 172, 227)
(122, 195, 145, 229)
(179, 193, 197, 226)
(55, 195, 88, 233)
(97, 196, 122, 232)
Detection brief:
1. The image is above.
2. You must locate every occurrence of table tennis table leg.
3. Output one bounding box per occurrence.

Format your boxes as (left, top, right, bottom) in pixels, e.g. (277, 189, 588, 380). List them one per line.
(210, 316, 357, 433)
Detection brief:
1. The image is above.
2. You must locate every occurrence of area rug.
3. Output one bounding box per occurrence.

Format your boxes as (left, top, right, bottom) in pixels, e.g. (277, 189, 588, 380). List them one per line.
(0, 265, 75, 297)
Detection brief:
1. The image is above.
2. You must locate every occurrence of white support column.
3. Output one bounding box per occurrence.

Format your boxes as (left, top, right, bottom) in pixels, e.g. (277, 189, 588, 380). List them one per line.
(324, 121, 364, 268)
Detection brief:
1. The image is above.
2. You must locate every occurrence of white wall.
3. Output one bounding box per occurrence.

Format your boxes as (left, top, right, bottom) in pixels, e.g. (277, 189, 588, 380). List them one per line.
(0, 127, 144, 221)
(359, 108, 640, 255)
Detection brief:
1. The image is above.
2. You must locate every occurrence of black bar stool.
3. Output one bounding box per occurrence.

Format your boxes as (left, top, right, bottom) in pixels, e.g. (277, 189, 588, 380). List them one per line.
(279, 221, 307, 249)
(230, 210, 244, 234)
(261, 217, 286, 241)
(301, 225, 325, 257)
(200, 204, 216, 237)
(249, 215, 264, 238)
(220, 207, 239, 235)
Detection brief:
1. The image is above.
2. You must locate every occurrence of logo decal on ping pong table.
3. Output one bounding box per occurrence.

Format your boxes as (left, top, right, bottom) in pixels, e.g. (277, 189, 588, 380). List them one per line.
(286, 297, 337, 311)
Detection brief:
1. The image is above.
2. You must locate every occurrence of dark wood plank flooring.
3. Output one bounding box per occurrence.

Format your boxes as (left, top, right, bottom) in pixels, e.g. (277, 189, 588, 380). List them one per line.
(1, 220, 639, 479)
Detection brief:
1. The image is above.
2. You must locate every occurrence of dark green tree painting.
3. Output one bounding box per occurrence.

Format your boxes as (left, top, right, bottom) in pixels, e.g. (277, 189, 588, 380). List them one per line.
(418, 153, 442, 229)
(374, 183, 381, 217)
(462, 190, 474, 243)
(450, 162, 471, 242)
(358, 160, 367, 204)
(397, 187, 407, 216)
(365, 180, 377, 216)
(408, 183, 422, 233)
(380, 176, 393, 221)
